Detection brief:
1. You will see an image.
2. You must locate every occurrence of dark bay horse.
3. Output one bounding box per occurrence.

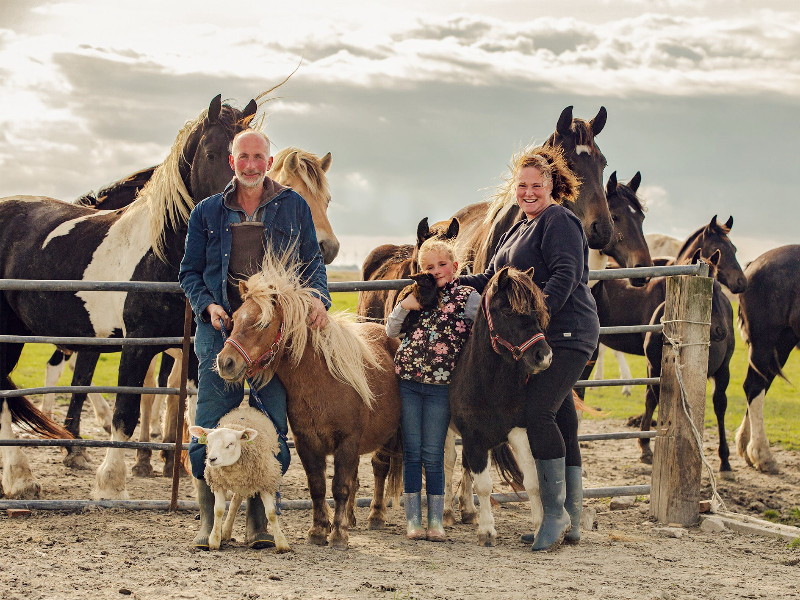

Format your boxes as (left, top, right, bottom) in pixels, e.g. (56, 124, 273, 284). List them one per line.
(642, 275, 736, 472)
(215, 253, 403, 549)
(736, 244, 800, 473)
(0, 94, 256, 499)
(455, 106, 612, 274)
(357, 217, 459, 323)
(449, 266, 553, 546)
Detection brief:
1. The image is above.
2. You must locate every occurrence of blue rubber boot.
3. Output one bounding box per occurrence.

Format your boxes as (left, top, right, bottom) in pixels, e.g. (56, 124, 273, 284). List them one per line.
(404, 493, 426, 540)
(563, 466, 583, 544)
(426, 495, 446, 542)
(530, 458, 571, 552)
(193, 478, 214, 550)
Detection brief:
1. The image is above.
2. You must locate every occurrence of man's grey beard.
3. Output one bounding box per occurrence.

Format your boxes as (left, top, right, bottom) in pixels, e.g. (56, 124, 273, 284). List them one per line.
(237, 173, 266, 189)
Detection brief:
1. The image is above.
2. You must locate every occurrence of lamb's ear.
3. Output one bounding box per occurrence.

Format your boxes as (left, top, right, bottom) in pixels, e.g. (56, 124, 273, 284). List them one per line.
(240, 428, 259, 443)
(189, 425, 207, 440)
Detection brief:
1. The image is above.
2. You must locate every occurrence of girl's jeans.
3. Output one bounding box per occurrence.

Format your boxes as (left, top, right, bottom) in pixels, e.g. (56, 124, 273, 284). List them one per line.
(399, 379, 451, 495)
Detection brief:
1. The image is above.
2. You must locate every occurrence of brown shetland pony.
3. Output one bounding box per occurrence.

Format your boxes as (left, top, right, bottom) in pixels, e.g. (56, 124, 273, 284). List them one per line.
(215, 252, 403, 550)
(357, 217, 459, 323)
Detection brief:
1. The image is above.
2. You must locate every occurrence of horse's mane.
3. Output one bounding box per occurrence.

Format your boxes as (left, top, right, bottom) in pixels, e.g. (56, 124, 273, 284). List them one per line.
(243, 251, 382, 408)
(493, 268, 550, 331)
(615, 183, 645, 214)
(271, 147, 330, 201)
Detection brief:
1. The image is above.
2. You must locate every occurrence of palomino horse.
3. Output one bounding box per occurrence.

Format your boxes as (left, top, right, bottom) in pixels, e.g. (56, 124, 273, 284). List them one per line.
(449, 266, 553, 546)
(454, 106, 612, 274)
(736, 245, 800, 473)
(41, 145, 340, 478)
(0, 94, 256, 499)
(357, 217, 459, 323)
(216, 252, 404, 550)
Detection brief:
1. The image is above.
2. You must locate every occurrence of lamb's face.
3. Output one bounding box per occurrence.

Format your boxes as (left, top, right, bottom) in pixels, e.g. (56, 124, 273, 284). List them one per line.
(203, 427, 257, 467)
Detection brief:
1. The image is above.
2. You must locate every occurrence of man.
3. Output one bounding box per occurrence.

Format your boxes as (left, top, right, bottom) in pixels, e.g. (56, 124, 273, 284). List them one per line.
(179, 129, 330, 550)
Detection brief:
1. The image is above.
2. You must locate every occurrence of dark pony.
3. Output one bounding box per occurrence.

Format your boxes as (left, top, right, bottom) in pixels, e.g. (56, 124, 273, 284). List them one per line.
(449, 266, 553, 546)
(0, 94, 256, 500)
(216, 251, 404, 549)
(736, 244, 800, 473)
(454, 106, 612, 275)
(357, 217, 459, 323)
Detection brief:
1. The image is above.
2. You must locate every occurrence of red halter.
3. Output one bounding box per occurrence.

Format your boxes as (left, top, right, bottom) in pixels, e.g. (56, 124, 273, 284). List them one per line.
(223, 321, 285, 378)
(482, 291, 545, 361)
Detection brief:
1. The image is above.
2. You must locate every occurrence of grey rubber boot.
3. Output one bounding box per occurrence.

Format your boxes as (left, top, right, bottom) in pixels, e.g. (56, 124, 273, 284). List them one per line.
(530, 458, 571, 552)
(246, 493, 275, 549)
(563, 466, 583, 544)
(193, 477, 214, 550)
(426, 494, 446, 542)
(404, 492, 426, 540)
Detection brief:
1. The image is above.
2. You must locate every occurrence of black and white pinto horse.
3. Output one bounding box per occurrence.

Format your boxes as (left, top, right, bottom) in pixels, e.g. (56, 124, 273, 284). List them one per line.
(0, 94, 256, 499)
(736, 244, 800, 473)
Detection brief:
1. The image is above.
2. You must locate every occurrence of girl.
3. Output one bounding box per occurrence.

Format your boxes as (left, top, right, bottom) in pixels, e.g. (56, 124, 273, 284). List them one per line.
(385, 238, 480, 541)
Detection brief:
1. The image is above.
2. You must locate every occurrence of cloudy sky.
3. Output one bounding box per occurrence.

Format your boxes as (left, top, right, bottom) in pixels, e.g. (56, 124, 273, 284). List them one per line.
(1, 0, 798, 267)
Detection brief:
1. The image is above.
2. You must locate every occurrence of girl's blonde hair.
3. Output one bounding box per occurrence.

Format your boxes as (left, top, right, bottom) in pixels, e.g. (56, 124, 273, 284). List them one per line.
(417, 237, 460, 271)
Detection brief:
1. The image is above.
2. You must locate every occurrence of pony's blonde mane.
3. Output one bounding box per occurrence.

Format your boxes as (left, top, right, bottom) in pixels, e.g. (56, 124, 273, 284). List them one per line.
(117, 110, 205, 261)
(494, 268, 550, 330)
(242, 251, 382, 408)
(270, 147, 330, 202)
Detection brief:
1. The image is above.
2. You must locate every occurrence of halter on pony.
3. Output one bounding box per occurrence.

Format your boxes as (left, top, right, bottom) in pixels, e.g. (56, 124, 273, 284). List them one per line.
(222, 320, 285, 379)
(482, 290, 545, 361)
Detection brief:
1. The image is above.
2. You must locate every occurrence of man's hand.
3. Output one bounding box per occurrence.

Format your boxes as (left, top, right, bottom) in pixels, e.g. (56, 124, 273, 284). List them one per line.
(207, 303, 232, 331)
(308, 296, 329, 329)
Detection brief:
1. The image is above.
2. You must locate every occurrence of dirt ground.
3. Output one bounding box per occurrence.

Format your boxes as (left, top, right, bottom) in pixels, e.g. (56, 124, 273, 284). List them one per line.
(2, 399, 799, 600)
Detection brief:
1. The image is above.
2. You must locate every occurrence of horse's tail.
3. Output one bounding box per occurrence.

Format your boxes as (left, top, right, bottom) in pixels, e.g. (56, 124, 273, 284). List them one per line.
(1, 397, 75, 439)
(572, 389, 601, 415)
(491, 442, 524, 489)
(385, 429, 404, 502)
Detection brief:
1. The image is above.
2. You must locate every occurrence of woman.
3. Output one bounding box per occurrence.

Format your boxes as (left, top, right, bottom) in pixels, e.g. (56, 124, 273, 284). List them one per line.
(459, 145, 599, 551)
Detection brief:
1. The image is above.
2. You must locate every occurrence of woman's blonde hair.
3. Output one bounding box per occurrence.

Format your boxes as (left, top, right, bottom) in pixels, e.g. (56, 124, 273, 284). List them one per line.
(417, 237, 460, 271)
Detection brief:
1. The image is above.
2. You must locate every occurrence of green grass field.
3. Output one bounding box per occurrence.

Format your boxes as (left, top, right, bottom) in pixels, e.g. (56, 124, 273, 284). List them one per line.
(9, 284, 800, 451)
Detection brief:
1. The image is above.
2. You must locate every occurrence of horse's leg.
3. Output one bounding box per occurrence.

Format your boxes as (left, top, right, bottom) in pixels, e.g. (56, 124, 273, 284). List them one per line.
(639, 381, 659, 465)
(151, 352, 176, 440)
(459, 467, 478, 524)
(87, 391, 113, 434)
(133, 355, 159, 477)
(368, 447, 389, 529)
(507, 427, 542, 534)
(615, 351, 633, 396)
(329, 440, 360, 550)
(159, 350, 184, 477)
(1, 398, 41, 499)
(93, 347, 155, 499)
(62, 351, 100, 470)
(461, 435, 495, 546)
(42, 350, 69, 418)
(262, 491, 291, 553)
(295, 440, 331, 545)
(712, 364, 732, 475)
(442, 425, 457, 527)
(592, 345, 605, 381)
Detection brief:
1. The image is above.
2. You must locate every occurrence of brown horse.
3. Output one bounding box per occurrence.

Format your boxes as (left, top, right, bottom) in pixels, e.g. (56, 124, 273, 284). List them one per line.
(215, 252, 403, 549)
(736, 244, 800, 473)
(455, 106, 612, 274)
(357, 217, 459, 323)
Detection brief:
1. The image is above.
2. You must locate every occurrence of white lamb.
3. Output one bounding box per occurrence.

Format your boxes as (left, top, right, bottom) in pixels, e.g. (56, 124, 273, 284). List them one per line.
(188, 406, 289, 552)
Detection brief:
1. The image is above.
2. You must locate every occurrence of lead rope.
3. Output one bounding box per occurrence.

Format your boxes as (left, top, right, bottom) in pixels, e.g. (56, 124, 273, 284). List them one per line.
(660, 318, 726, 513)
(219, 319, 286, 514)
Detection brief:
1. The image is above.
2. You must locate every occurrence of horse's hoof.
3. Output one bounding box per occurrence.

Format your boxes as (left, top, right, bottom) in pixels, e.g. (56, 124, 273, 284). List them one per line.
(639, 451, 653, 465)
(6, 481, 41, 500)
(307, 531, 329, 546)
(477, 532, 496, 547)
(275, 545, 292, 554)
(461, 511, 478, 525)
(328, 535, 349, 550)
(442, 510, 456, 528)
(131, 463, 155, 478)
(63, 450, 93, 470)
(367, 518, 385, 530)
(718, 469, 736, 481)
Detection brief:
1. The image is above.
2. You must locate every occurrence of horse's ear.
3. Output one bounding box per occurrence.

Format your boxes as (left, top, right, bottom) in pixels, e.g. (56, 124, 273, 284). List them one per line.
(285, 151, 300, 176)
(724, 215, 733, 231)
(590, 106, 607, 136)
(416, 218, 430, 246)
(524, 267, 535, 279)
(556, 106, 574, 136)
(606, 171, 617, 195)
(208, 94, 222, 125)
(496, 266, 511, 289)
(239, 280, 249, 297)
(445, 218, 459, 240)
(242, 99, 257, 120)
(709, 214, 718, 229)
(709, 249, 721, 267)
(629, 171, 641, 193)
(690, 248, 703, 265)
(320, 152, 332, 173)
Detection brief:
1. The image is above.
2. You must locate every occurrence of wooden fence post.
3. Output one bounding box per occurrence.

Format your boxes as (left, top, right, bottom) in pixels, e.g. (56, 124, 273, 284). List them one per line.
(650, 274, 713, 526)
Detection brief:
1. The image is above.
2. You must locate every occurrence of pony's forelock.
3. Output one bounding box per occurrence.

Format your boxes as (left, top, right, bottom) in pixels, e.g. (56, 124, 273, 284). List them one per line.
(496, 268, 550, 330)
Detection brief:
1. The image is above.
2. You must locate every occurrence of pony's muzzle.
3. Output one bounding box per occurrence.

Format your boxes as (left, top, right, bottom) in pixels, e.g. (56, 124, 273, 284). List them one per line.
(525, 345, 553, 374)
(216, 349, 247, 382)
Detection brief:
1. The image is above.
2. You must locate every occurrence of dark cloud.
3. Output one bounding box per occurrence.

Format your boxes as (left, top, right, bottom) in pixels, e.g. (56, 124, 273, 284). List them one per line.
(401, 18, 494, 44)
